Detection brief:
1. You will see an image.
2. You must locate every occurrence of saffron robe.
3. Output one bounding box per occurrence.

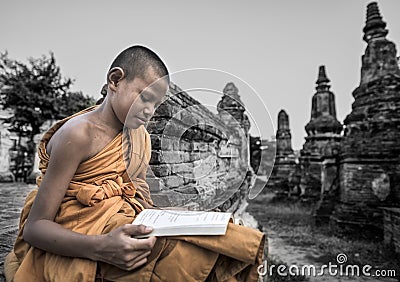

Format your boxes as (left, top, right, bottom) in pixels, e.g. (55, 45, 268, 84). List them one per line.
(5, 107, 265, 282)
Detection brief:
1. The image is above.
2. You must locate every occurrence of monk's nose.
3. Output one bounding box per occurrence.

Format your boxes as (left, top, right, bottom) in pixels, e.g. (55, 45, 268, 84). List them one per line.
(143, 104, 155, 117)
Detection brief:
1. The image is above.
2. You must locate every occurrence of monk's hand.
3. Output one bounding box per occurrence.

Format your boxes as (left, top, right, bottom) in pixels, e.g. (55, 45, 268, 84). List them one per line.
(93, 224, 156, 271)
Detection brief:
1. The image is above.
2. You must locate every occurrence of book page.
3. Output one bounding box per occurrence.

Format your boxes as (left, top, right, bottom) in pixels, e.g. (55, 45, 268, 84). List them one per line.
(133, 209, 231, 228)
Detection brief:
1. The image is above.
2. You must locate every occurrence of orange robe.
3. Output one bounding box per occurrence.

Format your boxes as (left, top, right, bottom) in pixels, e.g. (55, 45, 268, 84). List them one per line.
(5, 107, 265, 282)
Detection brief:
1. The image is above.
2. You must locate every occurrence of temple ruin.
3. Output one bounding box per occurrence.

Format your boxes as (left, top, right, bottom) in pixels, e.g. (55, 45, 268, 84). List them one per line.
(330, 2, 400, 239)
(265, 109, 296, 196)
(299, 66, 343, 200)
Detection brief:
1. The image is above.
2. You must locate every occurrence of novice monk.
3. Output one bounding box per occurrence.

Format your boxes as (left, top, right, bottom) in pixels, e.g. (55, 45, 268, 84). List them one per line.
(4, 45, 265, 282)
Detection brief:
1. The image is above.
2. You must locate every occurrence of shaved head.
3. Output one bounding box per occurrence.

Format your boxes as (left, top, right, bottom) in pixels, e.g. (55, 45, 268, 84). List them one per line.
(109, 45, 169, 83)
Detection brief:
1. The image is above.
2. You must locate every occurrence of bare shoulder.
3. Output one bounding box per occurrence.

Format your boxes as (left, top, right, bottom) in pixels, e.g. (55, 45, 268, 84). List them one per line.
(47, 112, 120, 162)
(46, 115, 93, 161)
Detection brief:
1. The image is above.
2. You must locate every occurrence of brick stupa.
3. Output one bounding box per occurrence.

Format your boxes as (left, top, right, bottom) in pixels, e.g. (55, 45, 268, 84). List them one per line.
(331, 2, 400, 237)
(266, 110, 297, 196)
(299, 66, 342, 199)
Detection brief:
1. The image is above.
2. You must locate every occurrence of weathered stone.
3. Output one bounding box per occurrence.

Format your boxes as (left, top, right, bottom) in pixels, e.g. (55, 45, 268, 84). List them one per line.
(331, 2, 400, 237)
(266, 109, 297, 196)
(153, 99, 181, 118)
(192, 142, 208, 152)
(147, 176, 166, 192)
(257, 139, 276, 177)
(382, 207, 400, 253)
(160, 151, 182, 164)
(171, 163, 193, 175)
(371, 172, 391, 201)
(150, 164, 171, 177)
(150, 134, 177, 151)
(314, 158, 340, 225)
(217, 83, 247, 130)
(276, 110, 294, 156)
(149, 150, 162, 164)
(162, 175, 185, 188)
(299, 66, 342, 200)
(176, 152, 190, 163)
(178, 140, 192, 152)
(147, 81, 252, 211)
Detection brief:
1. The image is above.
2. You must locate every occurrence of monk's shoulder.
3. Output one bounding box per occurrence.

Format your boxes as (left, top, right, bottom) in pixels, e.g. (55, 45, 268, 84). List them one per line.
(47, 116, 93, 156)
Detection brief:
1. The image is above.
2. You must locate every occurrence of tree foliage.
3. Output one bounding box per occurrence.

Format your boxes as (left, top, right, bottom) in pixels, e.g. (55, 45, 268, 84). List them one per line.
(0, 52, 95, 141)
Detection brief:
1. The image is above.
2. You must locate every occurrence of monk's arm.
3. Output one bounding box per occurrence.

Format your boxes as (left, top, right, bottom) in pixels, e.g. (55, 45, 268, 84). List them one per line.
(23, 124, 156, 270)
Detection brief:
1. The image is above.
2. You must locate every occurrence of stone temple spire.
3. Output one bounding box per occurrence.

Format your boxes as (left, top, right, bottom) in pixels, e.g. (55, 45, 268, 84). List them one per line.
(266, 109, 296, 196)
(363, 2, 388, 43)
(360, 2, 400, 85)
(276, 110, 293, 156)
(313, 66, 336, 118)
(217, 82, 248, 131)
(299, 65, 343, 199)
(305, 66, 342, 135)
(278, 109, 290, 131)
(332, 2, 400, 236)
(316, 65, 330, 91)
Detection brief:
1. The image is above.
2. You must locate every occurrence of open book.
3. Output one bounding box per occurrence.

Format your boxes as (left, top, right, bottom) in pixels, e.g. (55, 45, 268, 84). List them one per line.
(132, 209, 232, 238)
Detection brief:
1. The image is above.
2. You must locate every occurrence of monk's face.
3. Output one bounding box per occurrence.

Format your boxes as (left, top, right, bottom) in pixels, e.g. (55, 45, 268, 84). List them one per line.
(113, 68, 168, 129)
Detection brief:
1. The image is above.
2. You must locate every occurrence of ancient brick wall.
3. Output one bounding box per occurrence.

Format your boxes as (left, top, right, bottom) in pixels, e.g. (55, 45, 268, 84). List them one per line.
(382, 207, 400, 253)
(331, 160, 400, 236)
(146, 82, 250, 211)
(314, 158, 340, 224)
(341, 77, 400, 159)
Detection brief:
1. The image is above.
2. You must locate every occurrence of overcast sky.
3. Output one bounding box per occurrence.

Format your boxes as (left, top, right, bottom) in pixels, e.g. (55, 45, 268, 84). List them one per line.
(1, 0, 400, 149)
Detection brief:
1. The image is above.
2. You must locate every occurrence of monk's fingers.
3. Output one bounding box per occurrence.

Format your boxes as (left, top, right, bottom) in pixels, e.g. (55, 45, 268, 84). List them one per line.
(129, 236, 157, 251)
(129, 250, 152, 266)
(121, 251, 151, 271)
(122, 224, 153, 236)
(126, 257, 148, 271)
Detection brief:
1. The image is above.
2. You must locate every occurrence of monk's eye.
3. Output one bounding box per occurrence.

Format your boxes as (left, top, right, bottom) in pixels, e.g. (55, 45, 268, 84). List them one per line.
(140, 94, 150, 103)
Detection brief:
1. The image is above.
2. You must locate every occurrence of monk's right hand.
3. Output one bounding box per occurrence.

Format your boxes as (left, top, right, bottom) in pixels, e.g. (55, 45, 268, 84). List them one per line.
(93, 224, 156, 271)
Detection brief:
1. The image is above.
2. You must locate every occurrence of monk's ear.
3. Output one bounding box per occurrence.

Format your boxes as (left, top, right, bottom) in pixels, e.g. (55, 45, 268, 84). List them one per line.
(107, 67, 125, 91)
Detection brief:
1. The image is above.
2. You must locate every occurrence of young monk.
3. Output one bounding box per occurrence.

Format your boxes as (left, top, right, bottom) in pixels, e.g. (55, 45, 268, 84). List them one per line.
(4, 45, 265, 281)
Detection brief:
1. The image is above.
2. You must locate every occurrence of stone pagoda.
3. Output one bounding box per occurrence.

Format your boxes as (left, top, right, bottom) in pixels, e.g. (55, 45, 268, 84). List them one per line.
(331, 2, 400, 237)
(217, 82, 248, 130)
(266, 110, 297, 196)
(299, 66, 342, 199)
(216, 82, 252, 173)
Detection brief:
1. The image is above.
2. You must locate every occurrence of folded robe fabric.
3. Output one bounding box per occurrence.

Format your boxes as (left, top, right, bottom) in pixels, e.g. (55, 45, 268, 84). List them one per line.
(5, 106, 265, 282)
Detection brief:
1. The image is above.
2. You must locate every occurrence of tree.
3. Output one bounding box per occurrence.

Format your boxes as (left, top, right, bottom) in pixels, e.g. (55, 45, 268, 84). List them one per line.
(58, 91, 96, 119)
(0, 52, 95, 176)
(0, 52, 95, 143)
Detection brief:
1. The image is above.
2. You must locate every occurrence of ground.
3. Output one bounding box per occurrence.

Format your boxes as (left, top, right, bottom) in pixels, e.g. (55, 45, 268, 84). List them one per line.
(0, 182, 35, 281)
(247, 192, 400, 282)
(0, 182, 399, 281)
